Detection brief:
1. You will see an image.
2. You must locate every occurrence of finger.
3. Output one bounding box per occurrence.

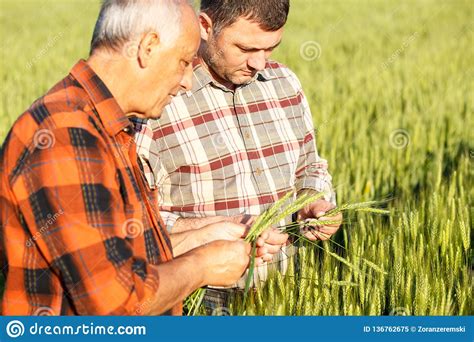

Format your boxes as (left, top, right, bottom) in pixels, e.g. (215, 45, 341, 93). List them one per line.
(315, 211, 326, 218)
(312, 229, 330, 241)
(256, 246, 267, 257)
(302, 226, 330, 241)
(303, 231, 318, 241)
(318, 233, 330, 241)
(264, 243, 282, 254)
(254, 257, 265, 266)
(259, 230, 270, 241)
(262, 253, 273, 262)
(310, 228, 322, 240)
(242, 241, 252, 254)
(265, 230, 289, 245)
(321, 223, 341, 228)
(317, 226, 339, 235)
(297, 207, 310, 221)
(256, 237, 266, 247)
(311, 201, 334, 218)
(318, 213, 343, 223)
(318, 226, 341, 234)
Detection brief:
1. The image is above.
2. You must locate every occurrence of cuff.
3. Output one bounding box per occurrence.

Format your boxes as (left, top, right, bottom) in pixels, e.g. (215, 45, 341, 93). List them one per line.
(159, 211, 180, 233)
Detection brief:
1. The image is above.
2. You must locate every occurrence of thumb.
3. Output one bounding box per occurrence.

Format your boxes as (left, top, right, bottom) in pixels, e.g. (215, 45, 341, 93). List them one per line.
(311, 201, 334, 218)
(297, 208, 306, 221)
(242, 241, 252, 254)
(315, 211, 326, 218)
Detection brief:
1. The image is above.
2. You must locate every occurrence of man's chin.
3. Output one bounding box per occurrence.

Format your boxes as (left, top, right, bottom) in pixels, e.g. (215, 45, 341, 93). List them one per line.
(231, 74, 254, 85)
(126, 111, 162, 120)
(126, 112, 146, 119)
(147, 111, 163, 120)
(146, 103, 167, 120)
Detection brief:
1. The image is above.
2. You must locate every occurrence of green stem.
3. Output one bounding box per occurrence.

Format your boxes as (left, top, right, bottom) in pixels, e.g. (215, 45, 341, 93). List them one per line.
(243, 240, 257, 304)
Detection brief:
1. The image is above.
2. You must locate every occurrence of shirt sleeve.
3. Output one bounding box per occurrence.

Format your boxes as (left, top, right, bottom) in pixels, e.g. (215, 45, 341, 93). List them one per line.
(292, 78, 336, 205)
(10, 124, 163, 315)
(157, 210, 179, 233)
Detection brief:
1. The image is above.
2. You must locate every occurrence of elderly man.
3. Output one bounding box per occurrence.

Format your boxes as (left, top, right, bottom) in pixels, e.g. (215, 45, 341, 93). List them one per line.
(0, 0, 264, 316)
(133, 0, 343, 310)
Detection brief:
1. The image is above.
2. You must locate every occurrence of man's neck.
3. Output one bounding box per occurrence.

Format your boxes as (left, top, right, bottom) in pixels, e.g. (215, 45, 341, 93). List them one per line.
(87, 52, 133, 113)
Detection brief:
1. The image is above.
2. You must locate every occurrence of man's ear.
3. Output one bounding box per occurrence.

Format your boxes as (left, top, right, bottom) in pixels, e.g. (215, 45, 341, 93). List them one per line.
(137, 31, 161, 68)
(199, 12, 213, 42)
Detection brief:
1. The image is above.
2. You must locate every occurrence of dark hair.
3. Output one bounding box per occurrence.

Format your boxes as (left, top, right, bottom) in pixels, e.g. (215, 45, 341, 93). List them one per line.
(200, 0, 290, 34)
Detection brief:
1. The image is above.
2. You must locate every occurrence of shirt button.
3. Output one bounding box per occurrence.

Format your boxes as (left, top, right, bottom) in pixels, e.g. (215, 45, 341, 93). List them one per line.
(255, 167, 262, 176)
(123, 127, 130, 133)
(244, 132, 251, 139)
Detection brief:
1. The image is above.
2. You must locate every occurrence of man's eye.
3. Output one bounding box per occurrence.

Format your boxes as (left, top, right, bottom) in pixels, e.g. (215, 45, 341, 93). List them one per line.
(238, 46, 252, 52)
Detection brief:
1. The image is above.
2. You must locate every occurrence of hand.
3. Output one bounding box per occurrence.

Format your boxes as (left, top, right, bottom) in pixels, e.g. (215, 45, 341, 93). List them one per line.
(202, 216, 288, 265)
(254, 228, 289, 265)
(297, 199, 343, 241)
(201, 221, 248, 243)
(226, 215, 288, 265)
(200, 218, 284, 266)
(195, 240, 251, 287)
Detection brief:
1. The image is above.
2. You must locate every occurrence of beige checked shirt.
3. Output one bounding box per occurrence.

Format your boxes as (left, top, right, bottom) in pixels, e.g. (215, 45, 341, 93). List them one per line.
(133, 60, 335, 287)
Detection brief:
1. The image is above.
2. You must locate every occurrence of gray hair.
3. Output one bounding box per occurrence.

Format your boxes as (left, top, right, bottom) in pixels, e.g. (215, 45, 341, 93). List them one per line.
(90, 0, 187, 54)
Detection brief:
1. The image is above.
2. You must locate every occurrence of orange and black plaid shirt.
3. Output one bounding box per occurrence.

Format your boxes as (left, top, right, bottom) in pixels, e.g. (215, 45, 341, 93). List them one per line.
(0, 60, 179, 315)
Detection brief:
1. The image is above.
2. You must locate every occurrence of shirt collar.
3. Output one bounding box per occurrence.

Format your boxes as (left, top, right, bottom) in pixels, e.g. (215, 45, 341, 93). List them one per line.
(186, 59, 279, 96)
(70, 59, 131, 137)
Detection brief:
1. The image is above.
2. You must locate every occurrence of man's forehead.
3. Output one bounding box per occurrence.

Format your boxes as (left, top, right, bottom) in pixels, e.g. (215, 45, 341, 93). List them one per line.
(221, 20, 284, 48)
(179, 4, 200, 41)
(179, 16, 200, 54)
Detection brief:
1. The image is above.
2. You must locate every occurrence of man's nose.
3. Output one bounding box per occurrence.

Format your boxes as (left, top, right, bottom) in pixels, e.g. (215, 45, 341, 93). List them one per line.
(180, 65, 193, 91)
(247, 50, 267, 71)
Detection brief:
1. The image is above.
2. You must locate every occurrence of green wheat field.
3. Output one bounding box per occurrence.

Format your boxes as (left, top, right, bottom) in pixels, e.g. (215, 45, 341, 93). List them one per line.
(1, 0, 472, 315)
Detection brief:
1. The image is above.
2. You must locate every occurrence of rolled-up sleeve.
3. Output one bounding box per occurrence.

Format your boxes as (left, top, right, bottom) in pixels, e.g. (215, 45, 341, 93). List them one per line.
(294, 88, 336, 205)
